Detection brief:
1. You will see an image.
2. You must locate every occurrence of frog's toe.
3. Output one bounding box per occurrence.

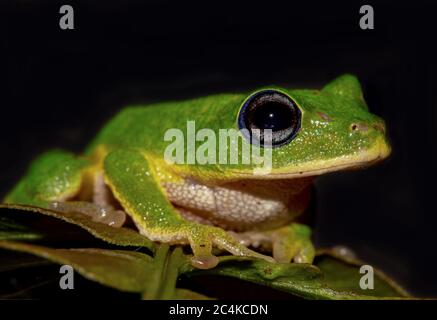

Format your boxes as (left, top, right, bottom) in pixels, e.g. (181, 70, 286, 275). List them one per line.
(211, 227, 275, 263)
(187, 224, 219, 269)
(50, 201, 126, 228)
(272, 223, 315, 264)
(293, 240, 315, 263)
(272, 237, 299, 263)
(191, 255, 220, 269)
(186, 223, 274, 269)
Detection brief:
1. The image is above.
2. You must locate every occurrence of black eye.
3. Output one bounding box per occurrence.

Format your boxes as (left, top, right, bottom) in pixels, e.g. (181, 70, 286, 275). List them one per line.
(238, 90, 301, 147)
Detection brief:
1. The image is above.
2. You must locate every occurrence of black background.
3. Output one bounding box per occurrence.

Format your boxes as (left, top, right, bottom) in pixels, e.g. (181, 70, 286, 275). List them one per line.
(3, 0, 437, 296)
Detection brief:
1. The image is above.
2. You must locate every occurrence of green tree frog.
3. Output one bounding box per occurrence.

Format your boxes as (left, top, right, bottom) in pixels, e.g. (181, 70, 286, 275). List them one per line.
(4, 74, 390, 269)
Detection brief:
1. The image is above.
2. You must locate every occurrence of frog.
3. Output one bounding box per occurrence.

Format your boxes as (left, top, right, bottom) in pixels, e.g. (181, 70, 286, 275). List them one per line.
(3, 74, 391, 269)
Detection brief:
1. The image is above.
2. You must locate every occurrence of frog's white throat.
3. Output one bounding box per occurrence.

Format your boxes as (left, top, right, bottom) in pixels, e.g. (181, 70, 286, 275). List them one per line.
(162, 178, 311, 232)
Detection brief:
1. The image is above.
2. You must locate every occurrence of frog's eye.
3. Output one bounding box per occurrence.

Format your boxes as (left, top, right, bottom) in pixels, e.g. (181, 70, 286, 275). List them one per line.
(238, 90, 301, 147)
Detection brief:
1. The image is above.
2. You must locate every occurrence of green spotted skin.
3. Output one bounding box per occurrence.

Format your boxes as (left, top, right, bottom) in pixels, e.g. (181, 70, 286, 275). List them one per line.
(85, 74, 389, 178)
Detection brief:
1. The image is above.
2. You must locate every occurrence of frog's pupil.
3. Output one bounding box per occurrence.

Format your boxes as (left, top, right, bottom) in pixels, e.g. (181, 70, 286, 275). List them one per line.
(238, 90, 302, 147)
(251, 101, 293, 131)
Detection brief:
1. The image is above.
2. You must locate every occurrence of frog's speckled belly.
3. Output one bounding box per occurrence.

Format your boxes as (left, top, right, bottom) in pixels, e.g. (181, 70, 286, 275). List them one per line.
(162, 178, 312, 232)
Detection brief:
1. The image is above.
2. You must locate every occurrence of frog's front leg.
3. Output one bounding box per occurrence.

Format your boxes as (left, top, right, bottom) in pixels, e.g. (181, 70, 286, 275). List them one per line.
(103, 149, 274, 269)
(5, 150, 89, 207)
(4, 150, 127, 228)
(49, 201, 126, 227)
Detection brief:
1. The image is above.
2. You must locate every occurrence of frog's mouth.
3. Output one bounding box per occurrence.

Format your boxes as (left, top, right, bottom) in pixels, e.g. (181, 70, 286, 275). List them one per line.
(226, 136, 392, 180)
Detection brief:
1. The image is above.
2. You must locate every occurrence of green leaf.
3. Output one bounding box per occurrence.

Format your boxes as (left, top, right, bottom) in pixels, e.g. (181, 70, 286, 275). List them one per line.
(0, 240, 154, 293)
(0, 215, 43, 241)
(182, 254, 412, 300)
(182, 257, 343, 299)
(315, 249, 410, 298)
(0, 206, 415, 300)
(173, 289, 215, 300)
(142, 245, 190, 300)
(0, 204, 155, 251)
(0, 250, 50, 273)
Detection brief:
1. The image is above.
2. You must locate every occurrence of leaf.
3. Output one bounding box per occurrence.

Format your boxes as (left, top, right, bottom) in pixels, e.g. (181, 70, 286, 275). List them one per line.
(0, 215, 43, 241)
(0, 251, 50, 273)
(0, 240, 155, 293)
(173, 289, 215, 300)
(182, 254, 412, 300)
(0, 240, 199, 299)
(142, 245, 189, 300)
(182, 257, 345, 299)
(0, 206, 415, 300)
(315, 248, 410, 298)
(0, 204, 155, 251)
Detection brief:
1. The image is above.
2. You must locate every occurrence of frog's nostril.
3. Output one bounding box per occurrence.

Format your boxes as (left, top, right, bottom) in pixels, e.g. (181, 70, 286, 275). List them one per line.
(350, 123, 368, 132)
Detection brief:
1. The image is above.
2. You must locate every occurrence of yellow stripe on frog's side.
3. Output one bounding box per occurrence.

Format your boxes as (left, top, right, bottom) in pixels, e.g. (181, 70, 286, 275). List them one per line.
(141, 136, 391, 183)
(231, 135, 391, 179)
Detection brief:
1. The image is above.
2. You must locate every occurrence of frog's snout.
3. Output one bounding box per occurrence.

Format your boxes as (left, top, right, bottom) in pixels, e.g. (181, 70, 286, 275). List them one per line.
(349, 119, 391, 160)
(349, 120, 387, 134)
